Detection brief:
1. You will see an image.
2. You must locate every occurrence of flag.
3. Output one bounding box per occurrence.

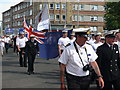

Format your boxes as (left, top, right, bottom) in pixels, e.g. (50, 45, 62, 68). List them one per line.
(23, 17, 45, 44)
(35, 4, 49, 31)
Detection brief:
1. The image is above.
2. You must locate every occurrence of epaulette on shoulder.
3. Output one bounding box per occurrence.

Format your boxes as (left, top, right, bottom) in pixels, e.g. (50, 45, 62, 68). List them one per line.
(65, 43, 71, 47)
(86, 42, 92, 46)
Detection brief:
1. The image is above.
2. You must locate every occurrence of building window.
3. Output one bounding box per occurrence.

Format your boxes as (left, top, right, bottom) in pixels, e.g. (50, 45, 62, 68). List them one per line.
(30, 0, 32, 6)
(39, 4, 43, 10)
(62, 15, 66, 21)
(79, 5, 84, 10)
(56, 3, 60, 9)
(91, 16, 98, 21)
(50, 14, 54, 21)
(90, 26, 98, 31)
(91, 5, 98, 11)
(72, 15, 78, 21)
(15, 7, 17, 11)
(80, 16, 84, 21)
(49, 3, 54, 9)
(30, 19, 32, 24)
(55, 15, 60, 21)
(18, 21, 20, 26)
(18, 6, 20, 10)
(62, 4, 66, 9)
(30, 9, 32, 15)
(73, 4, 78, 10)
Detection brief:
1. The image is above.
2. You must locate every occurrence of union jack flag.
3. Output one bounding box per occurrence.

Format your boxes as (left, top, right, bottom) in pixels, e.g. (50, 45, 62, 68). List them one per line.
(23, 17, 45, 44)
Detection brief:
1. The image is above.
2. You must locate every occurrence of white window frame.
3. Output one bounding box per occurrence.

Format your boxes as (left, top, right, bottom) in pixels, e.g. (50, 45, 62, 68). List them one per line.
(90, 26, 98, 31)
(80, 16, 84, 21)
(55, 15, 60, 21)
(72, 15, 78, 21)
(30, 19, 32, 25)
(79, 4, 84, 10)
(62, 15, 66, 21)
(55, 3, 60, 9)
(49, 3, 54, 9)
(50, 14, 54, 21)
(90, 16, 98, 21)
(30, 9, 32, 15)
(62, 4, 66, 9)
(91, 5, 98, 11)
(40, 4, 43, 10)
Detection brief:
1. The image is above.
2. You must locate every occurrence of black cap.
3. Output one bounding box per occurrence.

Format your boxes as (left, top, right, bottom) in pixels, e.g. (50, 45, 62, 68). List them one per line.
(105, 34, 116, 38)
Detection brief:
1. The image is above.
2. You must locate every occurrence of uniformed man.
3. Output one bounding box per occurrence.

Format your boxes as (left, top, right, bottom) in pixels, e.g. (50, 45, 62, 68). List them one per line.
(58, 29, 104, 90)
(96, 34, 120, 90)
(25, 35, 39, 75)
(92, 33, 103, 52)
(4, 35, 10, 53)
(58, 30, 70, 56)
(16, 32, 28, 67)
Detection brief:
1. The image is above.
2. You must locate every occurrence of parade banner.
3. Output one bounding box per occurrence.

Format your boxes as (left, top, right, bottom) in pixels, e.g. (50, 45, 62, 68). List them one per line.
(4, 28, 14, 33)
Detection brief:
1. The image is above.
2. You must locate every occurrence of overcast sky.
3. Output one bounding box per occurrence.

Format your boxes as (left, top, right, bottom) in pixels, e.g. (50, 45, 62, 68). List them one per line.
(0, 0, 23, 22)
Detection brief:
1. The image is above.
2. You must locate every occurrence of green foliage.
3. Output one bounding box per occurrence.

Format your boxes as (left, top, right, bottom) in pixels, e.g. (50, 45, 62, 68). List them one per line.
(104, 2, 120, 30)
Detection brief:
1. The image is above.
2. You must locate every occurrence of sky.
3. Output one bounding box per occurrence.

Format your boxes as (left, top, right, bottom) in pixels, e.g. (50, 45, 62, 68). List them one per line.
(0, 0, 23, 22)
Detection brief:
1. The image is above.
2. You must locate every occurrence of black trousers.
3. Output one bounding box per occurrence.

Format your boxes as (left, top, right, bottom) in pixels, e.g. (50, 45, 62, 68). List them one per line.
(102, 79, 120, 90)
(27, 53, 36, 72)
(19, 48, 27, 67)
(66, 73, 91, 90)
(5, 43, 9, 53)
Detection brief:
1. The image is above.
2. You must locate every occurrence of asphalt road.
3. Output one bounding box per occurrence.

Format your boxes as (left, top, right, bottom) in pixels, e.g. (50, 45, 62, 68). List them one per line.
(2, 48, 98, 90)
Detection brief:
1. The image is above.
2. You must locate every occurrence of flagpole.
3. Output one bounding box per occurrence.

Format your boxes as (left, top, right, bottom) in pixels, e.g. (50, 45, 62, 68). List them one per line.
(47, 2, 51, 32)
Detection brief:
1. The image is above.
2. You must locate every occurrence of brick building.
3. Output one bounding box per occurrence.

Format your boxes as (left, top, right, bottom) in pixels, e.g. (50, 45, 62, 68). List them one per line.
(2, 0, 105, 34)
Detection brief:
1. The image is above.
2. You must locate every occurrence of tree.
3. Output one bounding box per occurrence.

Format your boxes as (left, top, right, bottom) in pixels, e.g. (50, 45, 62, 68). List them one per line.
(104, 2, 120, 30)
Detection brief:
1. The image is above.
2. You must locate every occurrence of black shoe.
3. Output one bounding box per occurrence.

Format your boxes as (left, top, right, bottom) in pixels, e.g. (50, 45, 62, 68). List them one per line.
(31, 72, 34, 74)
(28, 72, 31, 75)
(24, 65, 27, 67)
(20, 65, 23, 67)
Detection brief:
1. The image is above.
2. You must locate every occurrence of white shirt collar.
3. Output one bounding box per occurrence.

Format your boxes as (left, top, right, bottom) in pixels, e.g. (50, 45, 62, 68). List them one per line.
(75, 42, 86, 49)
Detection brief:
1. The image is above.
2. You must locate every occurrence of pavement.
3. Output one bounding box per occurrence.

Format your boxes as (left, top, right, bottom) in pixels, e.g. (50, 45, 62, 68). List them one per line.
(1, 48, 98, 90)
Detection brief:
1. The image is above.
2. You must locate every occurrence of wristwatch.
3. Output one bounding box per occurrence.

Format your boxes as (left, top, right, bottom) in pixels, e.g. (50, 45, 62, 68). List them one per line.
(97, 75, 103, 78)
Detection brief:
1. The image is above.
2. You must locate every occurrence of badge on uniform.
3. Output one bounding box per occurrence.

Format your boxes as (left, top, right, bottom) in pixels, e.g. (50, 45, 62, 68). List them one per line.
(116, 51, 118, 53)
(87, 54, 91, 56)
(34, 43, 37, 45)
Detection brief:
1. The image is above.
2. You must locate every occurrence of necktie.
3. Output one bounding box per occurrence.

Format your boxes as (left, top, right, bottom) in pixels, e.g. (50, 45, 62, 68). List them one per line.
(110, 45, 113, 50)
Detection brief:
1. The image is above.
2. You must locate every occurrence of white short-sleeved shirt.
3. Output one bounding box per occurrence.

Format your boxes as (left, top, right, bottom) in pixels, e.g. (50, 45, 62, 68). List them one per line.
(16, 37, 28, 48)
(58, 42, 98, 77)
(0, 38, 5, 47)
(4, 37, 10, 43)
(92, 42, 103, 52)
(58, 37, 70, 50)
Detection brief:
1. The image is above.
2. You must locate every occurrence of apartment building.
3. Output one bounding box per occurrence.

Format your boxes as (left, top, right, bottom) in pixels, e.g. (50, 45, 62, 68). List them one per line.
(2, 1, 105, 34)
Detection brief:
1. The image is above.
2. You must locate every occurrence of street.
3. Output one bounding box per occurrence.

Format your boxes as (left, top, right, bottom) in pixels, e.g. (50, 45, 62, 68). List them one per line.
(2, 48, 98, 89)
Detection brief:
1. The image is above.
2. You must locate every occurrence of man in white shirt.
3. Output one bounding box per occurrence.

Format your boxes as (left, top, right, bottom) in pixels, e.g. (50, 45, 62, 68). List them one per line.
(92, 34, 103, 52)
(58, 30, 70, 56)
(58, 29, 104, 90)
(4, 35, 10, 53)
(16, 32, 28, 67)
(0, 36, 5, 56)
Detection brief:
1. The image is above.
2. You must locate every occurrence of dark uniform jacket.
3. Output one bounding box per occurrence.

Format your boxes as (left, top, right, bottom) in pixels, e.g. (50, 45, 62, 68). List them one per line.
(25, 40, 39, 55)
(96, 43, 120, 82)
